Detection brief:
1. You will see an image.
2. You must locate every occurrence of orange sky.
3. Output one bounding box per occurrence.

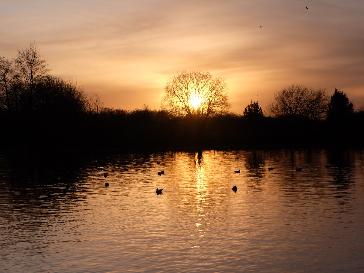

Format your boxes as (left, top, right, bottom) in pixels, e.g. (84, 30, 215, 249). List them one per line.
(1, 0, 364, 113)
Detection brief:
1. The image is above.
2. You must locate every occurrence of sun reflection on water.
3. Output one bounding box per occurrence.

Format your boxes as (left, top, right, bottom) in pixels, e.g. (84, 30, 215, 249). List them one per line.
(194, 151, 208, 243)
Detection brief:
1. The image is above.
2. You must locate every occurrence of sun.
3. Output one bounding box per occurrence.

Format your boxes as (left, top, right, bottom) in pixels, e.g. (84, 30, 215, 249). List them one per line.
(189, 92, 203, 110)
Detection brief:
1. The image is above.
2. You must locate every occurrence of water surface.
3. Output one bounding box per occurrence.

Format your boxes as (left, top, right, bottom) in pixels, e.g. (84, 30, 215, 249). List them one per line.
(1, 150, 364, 273)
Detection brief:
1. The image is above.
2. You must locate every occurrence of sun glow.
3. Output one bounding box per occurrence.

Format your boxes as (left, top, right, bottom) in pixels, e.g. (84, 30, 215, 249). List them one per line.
(189, 92, 203, 110)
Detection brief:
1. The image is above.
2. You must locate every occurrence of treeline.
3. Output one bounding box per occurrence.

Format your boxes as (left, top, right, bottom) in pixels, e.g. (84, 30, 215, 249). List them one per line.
(1, 104, 363, 152)
(1, 45, 364, 152)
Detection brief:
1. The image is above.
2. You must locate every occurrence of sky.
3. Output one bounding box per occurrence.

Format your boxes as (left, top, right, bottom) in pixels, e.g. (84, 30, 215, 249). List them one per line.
(1, 0, 364, 113)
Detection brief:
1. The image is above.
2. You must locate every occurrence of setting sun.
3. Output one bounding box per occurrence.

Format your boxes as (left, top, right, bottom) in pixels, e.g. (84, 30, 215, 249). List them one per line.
(189, 92, 203, 110)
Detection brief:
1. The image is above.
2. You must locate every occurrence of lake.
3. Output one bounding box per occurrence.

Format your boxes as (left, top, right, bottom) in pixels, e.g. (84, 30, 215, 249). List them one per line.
(1, 150, 364, 273)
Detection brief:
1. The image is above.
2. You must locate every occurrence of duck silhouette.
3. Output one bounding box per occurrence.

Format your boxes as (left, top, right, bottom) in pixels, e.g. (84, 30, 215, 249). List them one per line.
(105, 182, 109, 187)
(234, 169, 240, 174)
(232, 185, 238, 193)
(158, 170, 165, 176)
(156, 188, 163, 195)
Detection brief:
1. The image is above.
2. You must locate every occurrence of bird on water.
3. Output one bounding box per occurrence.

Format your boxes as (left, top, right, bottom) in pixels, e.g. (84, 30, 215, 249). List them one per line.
(156, 188, 163, 195)
(232, 185, 238, 193)
(158, 170, 165, 176)
(234, 169, 240, 174)
(105, 182, 109, 187)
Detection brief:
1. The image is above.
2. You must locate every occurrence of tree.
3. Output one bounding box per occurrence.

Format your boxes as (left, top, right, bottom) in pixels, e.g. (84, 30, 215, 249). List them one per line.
(0, 56, 13, 110)
(271, 84, 328, 120)
(0, 45, 91, 114)
(31, 75, 88, 114)
(86, 94, 103, 113)
(15, 44, 48, 110)
(162, 71, 229, 117)
(327, 89, 354, 120)
(243, 101, 264, 120)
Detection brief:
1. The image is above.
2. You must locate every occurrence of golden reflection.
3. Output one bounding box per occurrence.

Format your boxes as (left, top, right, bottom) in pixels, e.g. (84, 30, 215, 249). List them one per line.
(194, 151, 208, 241)
(195, 151, 207, 194)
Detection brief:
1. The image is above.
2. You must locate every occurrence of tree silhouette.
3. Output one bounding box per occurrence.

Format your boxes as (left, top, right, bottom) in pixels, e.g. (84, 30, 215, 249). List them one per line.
(162, 71, 229, 117)
(0, 56, 13, 110)
(243, 101, 264, 120)
(15, 44, 48, 110)
(0, 45, 89, 114)
(327, 89, 353, 120)
(32, 75, 87, 114)
(86, 94, 103, 113)
(271, 85, 328, 120)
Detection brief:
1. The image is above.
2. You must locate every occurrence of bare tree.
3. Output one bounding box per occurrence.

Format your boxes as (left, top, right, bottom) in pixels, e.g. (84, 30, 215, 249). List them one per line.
(15, 44, 48, 109)
(0, 56, 13, 109)
(86, 93, 103, 113)
(271, 85, 328, 120)
(162, 71, 229, 117)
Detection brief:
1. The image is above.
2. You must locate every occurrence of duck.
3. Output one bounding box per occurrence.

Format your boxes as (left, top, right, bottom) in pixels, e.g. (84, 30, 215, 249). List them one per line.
(156, 188, 163, 195)
(105, 182, 109, 187)
(232, 185, 238, 193)
(234, 169, 240, 174)
(158, 170, 165, 176)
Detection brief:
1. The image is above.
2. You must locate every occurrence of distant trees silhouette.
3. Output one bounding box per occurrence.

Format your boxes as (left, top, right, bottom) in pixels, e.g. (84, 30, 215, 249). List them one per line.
(271, 85, 328, 120)
(0, 44, 88, 114)
(1, 44, 364, 152)
(162, 71, 229, 117)
(327, 89, 354, 120)
(243, 101, 264, 120)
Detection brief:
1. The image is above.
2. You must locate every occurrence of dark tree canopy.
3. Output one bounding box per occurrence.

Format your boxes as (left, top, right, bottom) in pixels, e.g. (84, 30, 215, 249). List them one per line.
(243, 101, 264, 120)
(271, 85, 328, 120)
(162, 71, 229, 117)
(32, 76, 88, 114)
(327, 89, 354, 120)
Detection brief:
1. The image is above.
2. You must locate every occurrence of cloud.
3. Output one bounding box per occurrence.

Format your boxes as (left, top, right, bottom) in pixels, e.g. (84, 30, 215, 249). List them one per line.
(1, 0, 364, 111)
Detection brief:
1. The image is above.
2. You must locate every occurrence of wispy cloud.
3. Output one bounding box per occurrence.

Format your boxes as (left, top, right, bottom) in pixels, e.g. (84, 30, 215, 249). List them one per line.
(1, 0, 364, 111)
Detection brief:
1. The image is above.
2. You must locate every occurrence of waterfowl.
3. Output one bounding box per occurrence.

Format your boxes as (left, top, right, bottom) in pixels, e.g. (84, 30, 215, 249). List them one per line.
(158, 170, 165, 176)
(156, 188, 163, 195)
(232, 185, 238, 193)
(105, 182, 109, 187)
(234, 170, 240, 174)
